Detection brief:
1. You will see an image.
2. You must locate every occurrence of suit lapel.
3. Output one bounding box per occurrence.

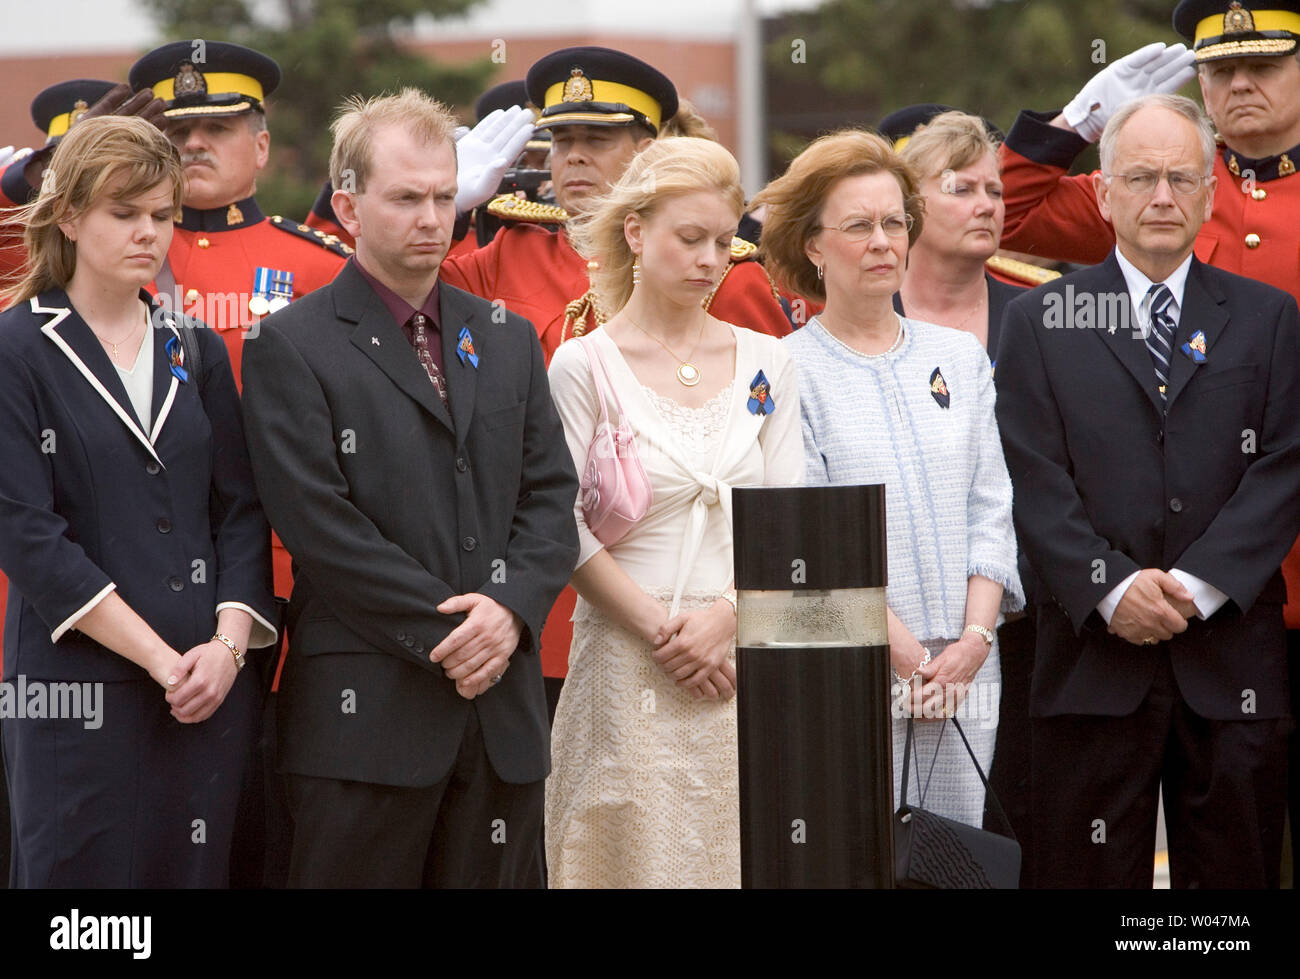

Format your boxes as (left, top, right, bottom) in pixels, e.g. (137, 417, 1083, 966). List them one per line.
(337, 265, 455, 435)
(1163, 259, 1227, 410)
(439, 285, 480, 446)
(1092, 255, 1164, 416)
(35, 293, 166, 468)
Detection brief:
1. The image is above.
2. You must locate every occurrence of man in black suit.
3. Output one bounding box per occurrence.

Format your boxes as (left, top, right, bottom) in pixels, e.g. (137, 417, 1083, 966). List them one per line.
(996, 93, 1300, 888)
(240, 88, 579, 888)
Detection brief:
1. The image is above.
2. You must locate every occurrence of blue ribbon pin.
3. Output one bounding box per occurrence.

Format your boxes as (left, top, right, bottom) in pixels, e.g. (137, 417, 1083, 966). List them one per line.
(456, 326, 479, 368)
(1180, 329, 1207, 364)
(747, 370, 774, 416)
(164, 334, 190, 383)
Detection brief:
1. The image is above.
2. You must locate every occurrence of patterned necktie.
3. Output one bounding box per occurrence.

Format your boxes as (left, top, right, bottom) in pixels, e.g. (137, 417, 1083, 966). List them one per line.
(1145, 283, 1177, 405)
(411, 313, 449, 408)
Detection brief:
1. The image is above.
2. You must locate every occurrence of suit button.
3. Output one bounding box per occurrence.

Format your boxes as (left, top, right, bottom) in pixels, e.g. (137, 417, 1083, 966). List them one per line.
(1156, 429, 1164, 444)
(157, 518, 172, 534)
(462, 536, 477, 551)
(456, 456, 468, 472)
(1252, 188, 1267, 200)
(1245, 233, 1261, 248)
(146, 461, 161, 475)
(168, 577, 184, 592)
(197, 237, 210, 249)
(396, 631, 407, 642)
(1169, 497, 1183, 513)
(403, 636, 415, 648)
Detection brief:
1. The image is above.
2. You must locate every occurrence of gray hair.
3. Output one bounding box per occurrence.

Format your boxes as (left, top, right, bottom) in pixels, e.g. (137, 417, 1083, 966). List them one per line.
(1099, 93, 1216, 177)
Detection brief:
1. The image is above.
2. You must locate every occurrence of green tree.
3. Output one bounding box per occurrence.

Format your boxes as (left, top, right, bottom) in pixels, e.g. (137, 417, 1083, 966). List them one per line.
(136, 0, 495, 217)
(765, 0, 1189, 177)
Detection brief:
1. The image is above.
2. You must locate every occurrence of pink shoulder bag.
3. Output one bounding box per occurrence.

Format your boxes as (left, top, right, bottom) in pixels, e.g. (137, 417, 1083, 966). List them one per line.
(579, 337, 652, 546)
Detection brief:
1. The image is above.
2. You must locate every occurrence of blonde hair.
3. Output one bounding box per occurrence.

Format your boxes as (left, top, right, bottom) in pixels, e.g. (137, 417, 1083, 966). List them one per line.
(899, 110, 1000, 182)
(329, 88, 459, 193)
(752, 129, 924, 302)
(2, 115, 182, 308)
(568, 136, 744, 314)
(660, 100, 718, 141)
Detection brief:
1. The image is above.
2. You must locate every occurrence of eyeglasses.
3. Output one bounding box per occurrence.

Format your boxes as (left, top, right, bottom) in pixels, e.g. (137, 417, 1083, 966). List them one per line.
(816, 213, 914, 241)
(1106, 169, 1209, 196)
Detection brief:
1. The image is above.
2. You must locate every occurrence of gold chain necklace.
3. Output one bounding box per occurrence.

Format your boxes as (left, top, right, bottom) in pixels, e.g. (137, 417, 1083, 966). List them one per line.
(624, 314, 706, 387)
(94, 310, 146, 360)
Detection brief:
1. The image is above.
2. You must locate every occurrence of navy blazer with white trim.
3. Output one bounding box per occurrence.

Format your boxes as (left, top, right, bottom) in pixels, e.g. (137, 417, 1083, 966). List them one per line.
(0, 289, 275, 683)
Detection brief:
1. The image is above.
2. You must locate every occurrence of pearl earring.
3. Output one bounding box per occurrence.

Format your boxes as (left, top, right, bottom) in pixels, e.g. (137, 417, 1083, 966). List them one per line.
(632, 256, 642, 285)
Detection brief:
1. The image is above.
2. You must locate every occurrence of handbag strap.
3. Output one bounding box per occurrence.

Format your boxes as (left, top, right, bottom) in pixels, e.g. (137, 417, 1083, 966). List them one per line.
(899, 715, 1019, 842)
(579, 336, 630, 428)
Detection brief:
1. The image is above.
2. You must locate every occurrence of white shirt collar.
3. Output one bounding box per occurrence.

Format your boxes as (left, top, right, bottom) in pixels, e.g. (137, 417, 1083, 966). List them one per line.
(1114, 247, 1193, 325)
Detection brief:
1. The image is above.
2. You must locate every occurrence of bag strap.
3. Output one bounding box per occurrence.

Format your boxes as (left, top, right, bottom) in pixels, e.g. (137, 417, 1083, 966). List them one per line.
(578, 339, 612, 430)
(898, 715, 1018, 842)
(581, 335, 631, 424)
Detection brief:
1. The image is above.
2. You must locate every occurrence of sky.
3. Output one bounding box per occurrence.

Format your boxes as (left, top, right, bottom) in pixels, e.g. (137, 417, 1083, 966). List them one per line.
(3, 0, 824, 54)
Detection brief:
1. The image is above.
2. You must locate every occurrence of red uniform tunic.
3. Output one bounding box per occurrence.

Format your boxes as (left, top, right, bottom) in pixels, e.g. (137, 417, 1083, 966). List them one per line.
(441, 218, 792, 678)
(158, 196, 350, 600)
(999, 108, 1300, 625)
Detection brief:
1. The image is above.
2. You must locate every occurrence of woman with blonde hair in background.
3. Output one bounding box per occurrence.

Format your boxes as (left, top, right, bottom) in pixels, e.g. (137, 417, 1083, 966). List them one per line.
(545, 136, 803, 887)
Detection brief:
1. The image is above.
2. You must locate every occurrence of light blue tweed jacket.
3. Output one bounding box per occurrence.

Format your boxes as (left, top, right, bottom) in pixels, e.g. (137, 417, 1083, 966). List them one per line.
(785, 316, 1024, 642)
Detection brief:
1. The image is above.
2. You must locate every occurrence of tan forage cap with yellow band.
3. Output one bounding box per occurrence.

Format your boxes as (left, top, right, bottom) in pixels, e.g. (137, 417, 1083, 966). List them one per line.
(525, 46, 678, 137)
(1174, 0, 1300, 61)
(128, 40, 281, 119)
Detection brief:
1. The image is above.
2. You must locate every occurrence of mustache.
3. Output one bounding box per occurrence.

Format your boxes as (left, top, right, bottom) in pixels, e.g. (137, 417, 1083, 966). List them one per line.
(180, 152, 216, 168)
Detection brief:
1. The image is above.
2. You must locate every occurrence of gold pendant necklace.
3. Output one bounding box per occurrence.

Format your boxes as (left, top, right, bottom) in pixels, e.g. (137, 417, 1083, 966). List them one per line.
(625, 314, 706, 387)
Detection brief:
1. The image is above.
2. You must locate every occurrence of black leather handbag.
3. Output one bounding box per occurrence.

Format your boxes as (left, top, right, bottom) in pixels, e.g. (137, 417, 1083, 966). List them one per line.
(894, 716, 1022, 888)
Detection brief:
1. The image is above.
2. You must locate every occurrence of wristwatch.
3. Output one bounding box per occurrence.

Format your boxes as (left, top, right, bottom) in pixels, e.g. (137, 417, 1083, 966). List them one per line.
(963, 624, 995, 647)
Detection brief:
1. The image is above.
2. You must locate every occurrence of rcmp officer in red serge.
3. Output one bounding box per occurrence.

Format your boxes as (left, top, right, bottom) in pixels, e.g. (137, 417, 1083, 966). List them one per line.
(994, 1, 1300, 881)
(128, 41, 351, 398)
(128, 42, 349, 597)
(440, 47, 793, 711)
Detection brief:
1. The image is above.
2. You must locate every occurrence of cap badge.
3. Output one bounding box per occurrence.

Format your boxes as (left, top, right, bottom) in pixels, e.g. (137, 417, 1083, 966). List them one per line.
(174, 63, 207, 98)
(1224, 2, 1255, 34)
(68, 99, 90, 128)
(563, 67, 594, 103)
(1280, 153, 1296, 176)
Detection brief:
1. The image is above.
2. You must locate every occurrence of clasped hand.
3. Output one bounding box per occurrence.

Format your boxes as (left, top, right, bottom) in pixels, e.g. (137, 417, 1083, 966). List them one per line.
(649, 600, 737, 701)
(160, 640, 238, 724)
(1108, 568, 1195, 645)
(431, 593, 523, 700)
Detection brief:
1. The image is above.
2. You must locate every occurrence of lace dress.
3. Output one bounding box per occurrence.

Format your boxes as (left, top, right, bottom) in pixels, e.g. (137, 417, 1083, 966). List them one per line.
(544, 327, 804, 888)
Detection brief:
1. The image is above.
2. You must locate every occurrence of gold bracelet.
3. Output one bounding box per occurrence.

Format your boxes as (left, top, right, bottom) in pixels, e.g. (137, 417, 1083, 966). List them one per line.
(212, 632, 245, 671)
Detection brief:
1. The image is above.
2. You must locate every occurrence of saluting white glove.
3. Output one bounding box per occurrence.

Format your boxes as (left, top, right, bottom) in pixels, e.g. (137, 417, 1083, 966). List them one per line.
(454, 105, 536, 214)
(1062, 42, 1196, 143)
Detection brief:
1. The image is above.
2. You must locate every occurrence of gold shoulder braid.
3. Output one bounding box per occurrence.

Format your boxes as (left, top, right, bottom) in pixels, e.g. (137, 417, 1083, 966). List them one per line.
(985, 253, 1061, 286)
(561, 288, 607, 344)
(485, 194, 570, 225)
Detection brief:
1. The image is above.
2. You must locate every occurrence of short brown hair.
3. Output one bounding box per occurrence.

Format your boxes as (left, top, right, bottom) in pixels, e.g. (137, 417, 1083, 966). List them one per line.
(329, 88, 458, 193)
(2, 115, 183, 308)
(753, 129, 924, 302)
(899, 110, 1000, 182)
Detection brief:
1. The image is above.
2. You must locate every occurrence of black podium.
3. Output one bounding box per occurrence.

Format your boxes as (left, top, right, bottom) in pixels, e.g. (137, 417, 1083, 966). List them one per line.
(733, 484, 892, 888)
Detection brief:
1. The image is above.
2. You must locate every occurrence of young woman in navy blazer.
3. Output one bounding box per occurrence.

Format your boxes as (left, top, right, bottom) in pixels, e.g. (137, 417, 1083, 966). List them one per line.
(0, 116, 275, 887)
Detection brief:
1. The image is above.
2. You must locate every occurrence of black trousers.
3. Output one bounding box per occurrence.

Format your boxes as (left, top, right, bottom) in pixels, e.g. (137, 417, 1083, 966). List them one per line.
(985, 615, 1034, 886)
(1031, 653, 1289, 888)
(285, 708, 543, 888)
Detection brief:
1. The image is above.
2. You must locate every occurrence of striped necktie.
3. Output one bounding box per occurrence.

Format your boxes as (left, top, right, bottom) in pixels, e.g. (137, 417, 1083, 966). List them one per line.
(1145, 283, 1176, 405)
